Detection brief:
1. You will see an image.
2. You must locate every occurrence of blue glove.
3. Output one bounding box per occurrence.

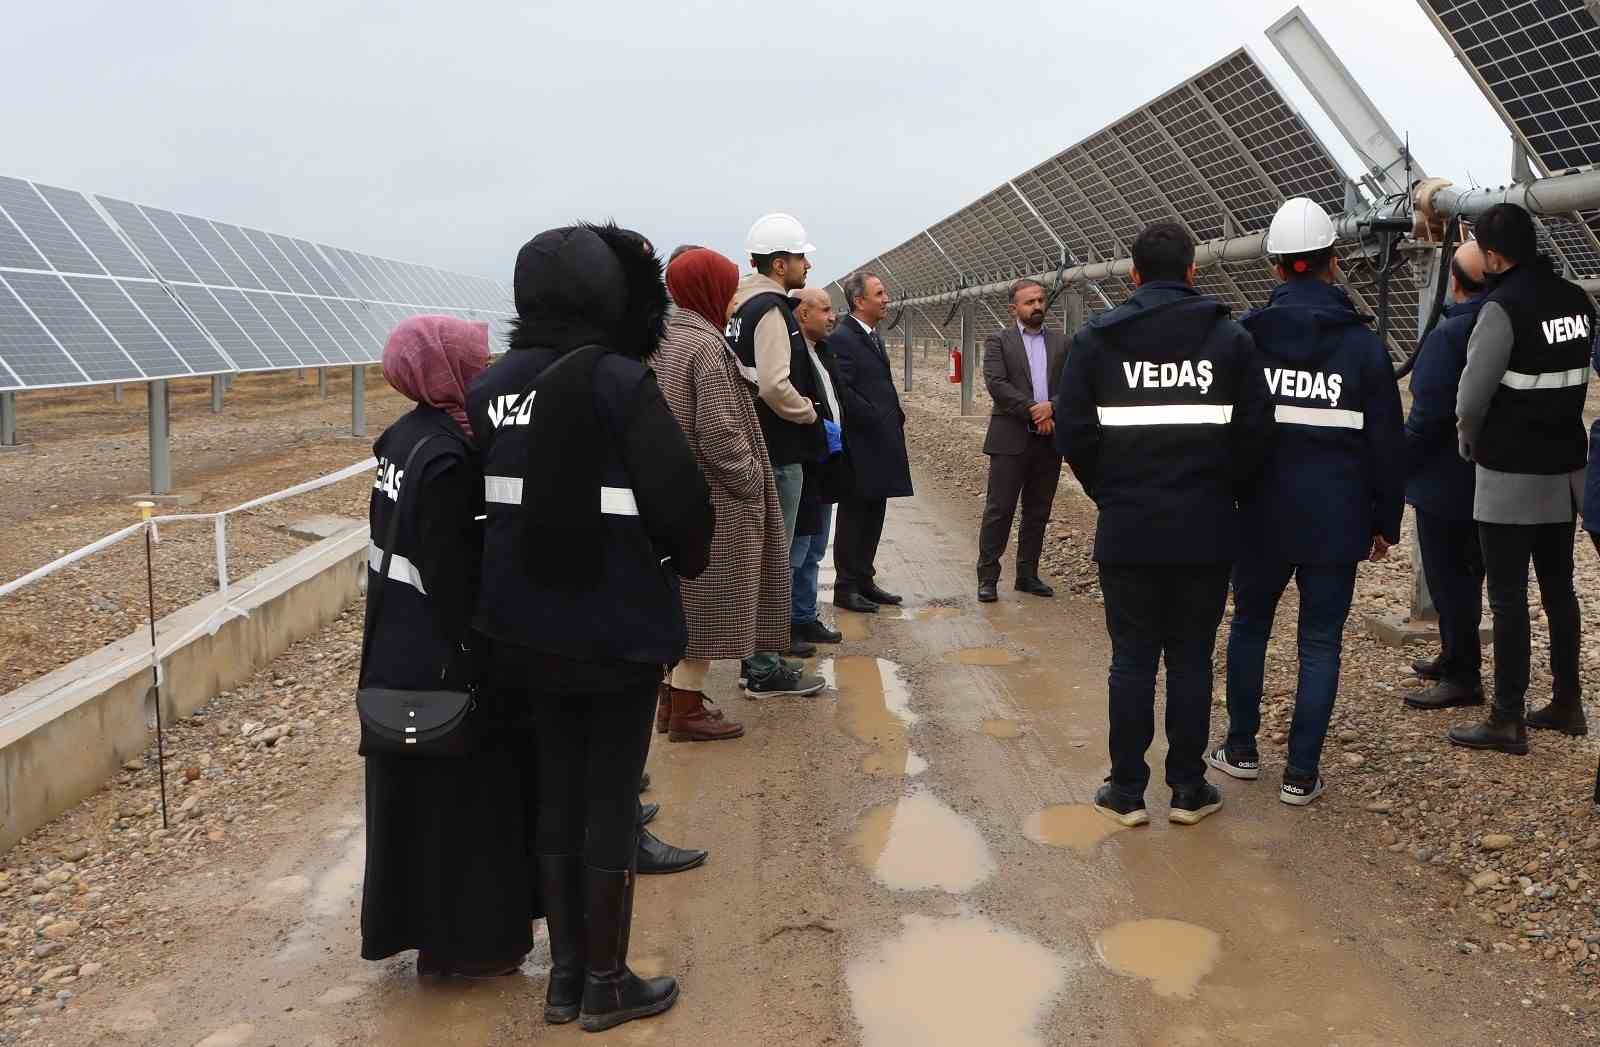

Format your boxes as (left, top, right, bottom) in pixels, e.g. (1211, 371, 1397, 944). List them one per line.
(823, 419, 843, 456)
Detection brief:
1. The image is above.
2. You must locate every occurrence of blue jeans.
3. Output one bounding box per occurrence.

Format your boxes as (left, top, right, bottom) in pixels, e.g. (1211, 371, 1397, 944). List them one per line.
(1225, 560, 1357, 776)
(790, 512, 832, 625)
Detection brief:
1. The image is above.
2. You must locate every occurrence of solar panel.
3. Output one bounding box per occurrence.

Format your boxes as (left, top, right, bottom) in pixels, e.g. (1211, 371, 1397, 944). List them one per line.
(840, 47, 1422, 358)
(3, 271, 143, 382)
(0, 177, 103, 276)
(1420, 0, 1600, 277)
(0, 176, 510, 389)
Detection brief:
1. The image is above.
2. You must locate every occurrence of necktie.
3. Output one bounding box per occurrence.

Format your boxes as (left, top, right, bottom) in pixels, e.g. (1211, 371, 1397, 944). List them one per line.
(871, 331, 885, 359)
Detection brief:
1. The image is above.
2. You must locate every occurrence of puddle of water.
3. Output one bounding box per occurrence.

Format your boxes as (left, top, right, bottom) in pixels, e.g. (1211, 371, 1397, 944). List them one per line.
(848, 913, 1067, 1047)
(1024, 805, 1128, 853)
(834, 657, 924, 778)
(193, 1024, 256, 1047)
(854, 790, 995, 893)
(946, 646, 1019, 666)
(837, 612, 873, 642)
(982, 718, 1024, 738)
(1095, 919, 1221, 999)
(250, 874, 310, 909)
(371, 978, 504, 1046)
(881, 606, 961, 622)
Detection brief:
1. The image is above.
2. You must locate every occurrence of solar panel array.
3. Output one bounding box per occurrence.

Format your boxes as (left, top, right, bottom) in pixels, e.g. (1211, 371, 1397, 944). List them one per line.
(0, 175, 511, 392)
(842, 49, 1423, 361)
(1419, 0, 1600, 278)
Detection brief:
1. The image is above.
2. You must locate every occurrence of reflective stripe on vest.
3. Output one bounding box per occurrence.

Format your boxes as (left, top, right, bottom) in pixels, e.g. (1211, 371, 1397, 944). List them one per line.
(1499, 365, 1592, 391)
(1096, 404, 1233, 426)
(483, 475, 641, 516)
(368, 541, 426, 595)
(1274, 405, 1365, 429)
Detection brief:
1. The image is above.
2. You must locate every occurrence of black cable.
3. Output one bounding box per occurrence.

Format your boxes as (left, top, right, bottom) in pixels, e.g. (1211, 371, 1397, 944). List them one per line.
(1393, 217, 1461, 381)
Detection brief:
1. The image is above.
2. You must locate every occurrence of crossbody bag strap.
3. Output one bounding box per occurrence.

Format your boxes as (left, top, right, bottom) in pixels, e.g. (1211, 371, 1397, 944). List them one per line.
(359, 433, 442, 688)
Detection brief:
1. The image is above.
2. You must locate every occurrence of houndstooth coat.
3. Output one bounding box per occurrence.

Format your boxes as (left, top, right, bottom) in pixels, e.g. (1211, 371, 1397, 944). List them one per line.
(654, 309, 790, 660)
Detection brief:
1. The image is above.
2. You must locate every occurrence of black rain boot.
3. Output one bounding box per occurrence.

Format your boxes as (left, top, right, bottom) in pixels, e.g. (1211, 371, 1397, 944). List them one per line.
(579, 864, 678, 1032)
(1447, 703, 1529, 755)
(1526, 694, 1588, 736)
(536, 854, 585, 1024)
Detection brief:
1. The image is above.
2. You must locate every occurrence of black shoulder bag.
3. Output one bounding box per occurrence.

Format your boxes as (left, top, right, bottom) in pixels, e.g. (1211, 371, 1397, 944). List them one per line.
(356, 434, 477, 758)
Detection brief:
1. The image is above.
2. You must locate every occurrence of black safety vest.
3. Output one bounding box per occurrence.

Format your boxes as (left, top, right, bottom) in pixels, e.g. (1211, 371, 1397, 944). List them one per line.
(363, 407, 474, 691)
(727, 292, 826, 466)
(1476, 260, 1595, 474)
(467, 348, 687, 667)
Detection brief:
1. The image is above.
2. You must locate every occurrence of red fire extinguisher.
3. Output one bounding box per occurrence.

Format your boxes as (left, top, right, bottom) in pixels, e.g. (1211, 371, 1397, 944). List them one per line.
(948, 345, 961, 384)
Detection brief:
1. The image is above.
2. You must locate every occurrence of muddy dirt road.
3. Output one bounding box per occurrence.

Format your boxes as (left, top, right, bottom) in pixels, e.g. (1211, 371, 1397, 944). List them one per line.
(11, 460, 1577, 1047)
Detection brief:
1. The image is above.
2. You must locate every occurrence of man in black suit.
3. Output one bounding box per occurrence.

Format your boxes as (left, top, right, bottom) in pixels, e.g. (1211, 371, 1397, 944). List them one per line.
(977, 279, 1069, 602)
(830, 271, 914, 613)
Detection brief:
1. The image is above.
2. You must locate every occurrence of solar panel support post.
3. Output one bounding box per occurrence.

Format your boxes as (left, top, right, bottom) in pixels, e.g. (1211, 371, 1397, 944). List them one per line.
(959, 300, 975, 417)
(210, 375, 224, 414)
(113, 385, 123, 404)
(0, 392, 16, 447)
(317, 368, 329, 400)
(147, 380, 171, 496)
(903, 312, 913, 393)
(351, 365, 367, 438)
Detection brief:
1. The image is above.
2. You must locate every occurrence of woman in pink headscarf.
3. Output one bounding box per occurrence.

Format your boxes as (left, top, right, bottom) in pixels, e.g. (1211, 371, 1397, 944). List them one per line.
(358, 315, 536, 977)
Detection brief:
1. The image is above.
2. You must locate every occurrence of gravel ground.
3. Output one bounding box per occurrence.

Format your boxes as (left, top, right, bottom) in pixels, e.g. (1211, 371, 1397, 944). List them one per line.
(902, 373, 1600, 1030)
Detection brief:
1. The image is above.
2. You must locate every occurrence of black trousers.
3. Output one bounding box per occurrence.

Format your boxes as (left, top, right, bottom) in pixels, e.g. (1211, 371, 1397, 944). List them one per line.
(530, 685, 656, 870)
(977, 436, 1062, 583)
(1098, 562, 1231, 792)
(1479, 519, 1582, 716)
(1414, 509, 1485, 686)
(835, 497, 888, 588)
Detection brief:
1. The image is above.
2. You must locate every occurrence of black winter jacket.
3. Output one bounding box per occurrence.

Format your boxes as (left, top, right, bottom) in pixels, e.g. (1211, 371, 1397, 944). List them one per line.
(1239, 279, 1405, 564)
(1054, 281, 1274, 564)
(1406, 295, 1484, 522)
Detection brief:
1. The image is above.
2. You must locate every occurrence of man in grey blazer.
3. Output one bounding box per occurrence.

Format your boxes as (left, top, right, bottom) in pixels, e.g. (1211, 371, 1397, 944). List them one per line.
(977, 279, 1068, 602)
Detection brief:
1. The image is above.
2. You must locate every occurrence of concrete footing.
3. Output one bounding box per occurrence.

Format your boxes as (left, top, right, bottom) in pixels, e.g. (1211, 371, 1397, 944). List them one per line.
(1364, 612, 1493, 648)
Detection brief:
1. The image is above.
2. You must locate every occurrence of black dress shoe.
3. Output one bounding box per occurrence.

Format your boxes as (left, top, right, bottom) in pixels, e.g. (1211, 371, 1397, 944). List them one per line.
(1403, 680, 1484, 710)
(860, 582, 902, 605)
(1527, 697, 1587, 736)
(636, 828, 708, 875)
(638, 803, 659, 827)
(787, 636, 817, 658)
(793, 618, 843, 644)
(1015, 575, 1055, 597)
(978, 581, 998, 603)
(834, 587, 879, 614)
(638, 772, 650, 793)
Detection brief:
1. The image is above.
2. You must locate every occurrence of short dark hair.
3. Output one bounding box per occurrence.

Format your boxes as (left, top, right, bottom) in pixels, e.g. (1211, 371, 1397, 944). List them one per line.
(1009, 278, 1046, 303)
(670, 244, 705, 264)
(752, 251, 798, 276)
(843, 271, 880, 311)
(1474, 203, 1538, 265)
(1450, 254, 1485, 295)
(1277, 246, 1336, 279)
(1131, 223, 1195, 284)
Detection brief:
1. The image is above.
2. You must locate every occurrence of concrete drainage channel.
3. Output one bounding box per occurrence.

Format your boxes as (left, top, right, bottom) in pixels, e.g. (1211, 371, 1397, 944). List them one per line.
(0, 518, 368, 851)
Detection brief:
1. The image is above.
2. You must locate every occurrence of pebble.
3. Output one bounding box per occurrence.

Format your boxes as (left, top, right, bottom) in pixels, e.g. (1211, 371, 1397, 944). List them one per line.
(1472, 870, 1503, 889)
(39, 920, 79, 941)
(1342, 753, 1367, 767)
(1481, 834, 1516, 851)
(1365, 800, 1395, 814)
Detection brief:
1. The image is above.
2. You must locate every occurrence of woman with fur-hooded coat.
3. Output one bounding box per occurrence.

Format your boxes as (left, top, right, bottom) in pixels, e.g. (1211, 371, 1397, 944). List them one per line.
(467, 224, 714, 1033)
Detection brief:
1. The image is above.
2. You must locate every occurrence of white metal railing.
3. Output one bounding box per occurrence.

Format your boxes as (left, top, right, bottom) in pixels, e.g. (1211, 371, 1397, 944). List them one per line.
(0, 457, 376, 695)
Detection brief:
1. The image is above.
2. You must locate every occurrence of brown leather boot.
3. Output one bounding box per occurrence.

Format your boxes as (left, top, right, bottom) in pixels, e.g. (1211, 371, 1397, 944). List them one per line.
(655, 682, 671, 735)
(667, 688, 744, 742)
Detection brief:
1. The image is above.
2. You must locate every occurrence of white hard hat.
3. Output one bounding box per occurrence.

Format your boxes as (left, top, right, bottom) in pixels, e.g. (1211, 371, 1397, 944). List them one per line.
(1265, 197, 1337, 256)
(746, 213, 816, 256)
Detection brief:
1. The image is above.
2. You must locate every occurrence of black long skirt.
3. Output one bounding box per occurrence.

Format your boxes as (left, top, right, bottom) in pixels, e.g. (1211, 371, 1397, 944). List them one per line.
(359, 714, 542, 963)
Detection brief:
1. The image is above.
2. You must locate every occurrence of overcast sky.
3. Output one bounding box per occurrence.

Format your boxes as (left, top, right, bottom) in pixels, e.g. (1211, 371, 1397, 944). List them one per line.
(2, 0, 1512, 291)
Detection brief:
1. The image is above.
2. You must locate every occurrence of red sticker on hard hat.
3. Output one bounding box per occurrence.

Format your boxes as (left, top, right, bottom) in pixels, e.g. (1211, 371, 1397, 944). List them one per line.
(1293, 259, 1309, 273)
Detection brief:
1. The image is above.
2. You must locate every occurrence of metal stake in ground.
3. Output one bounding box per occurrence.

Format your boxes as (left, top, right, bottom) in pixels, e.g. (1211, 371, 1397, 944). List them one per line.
(135, 501, 171, 830)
